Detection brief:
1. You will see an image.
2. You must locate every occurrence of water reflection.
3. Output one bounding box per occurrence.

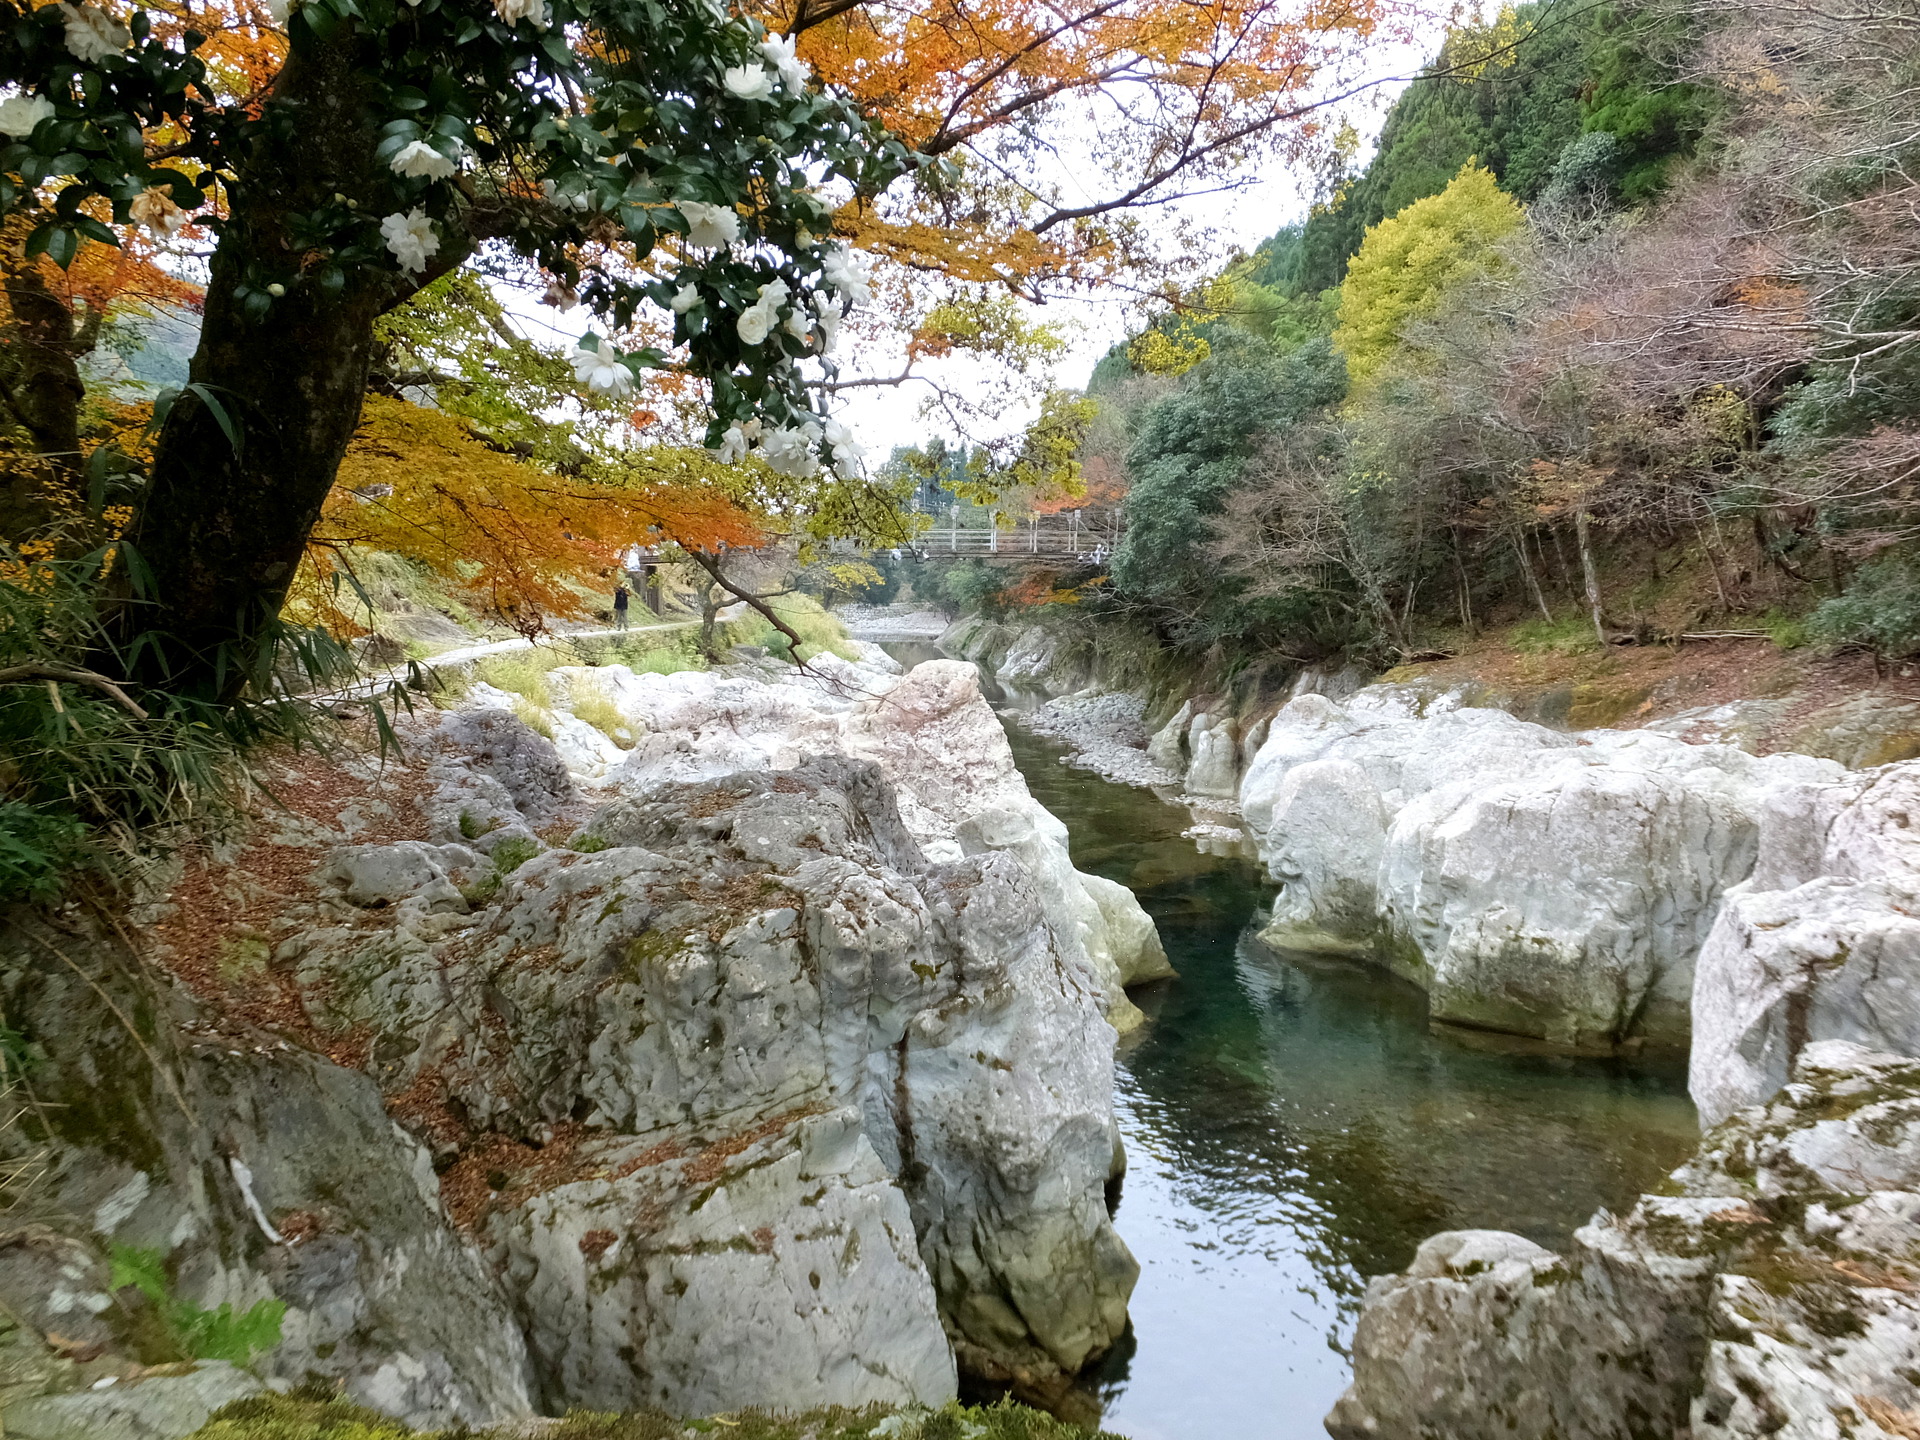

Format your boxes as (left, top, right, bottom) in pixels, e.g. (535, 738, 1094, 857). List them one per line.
(996, 724, 1697, 1440)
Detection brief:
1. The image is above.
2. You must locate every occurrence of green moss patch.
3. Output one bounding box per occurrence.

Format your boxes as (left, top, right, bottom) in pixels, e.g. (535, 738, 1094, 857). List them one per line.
(191, 1395, 1122, 1440)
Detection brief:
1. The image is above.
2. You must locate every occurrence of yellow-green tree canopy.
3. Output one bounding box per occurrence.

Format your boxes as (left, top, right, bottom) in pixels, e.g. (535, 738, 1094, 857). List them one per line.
(1332, 163, 1525, 386)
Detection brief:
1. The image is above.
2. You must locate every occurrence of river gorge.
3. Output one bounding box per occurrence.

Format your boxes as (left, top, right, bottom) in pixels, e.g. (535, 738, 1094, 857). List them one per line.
(7, 622, 1920, 1440)
(894, 641, 1701, 1438)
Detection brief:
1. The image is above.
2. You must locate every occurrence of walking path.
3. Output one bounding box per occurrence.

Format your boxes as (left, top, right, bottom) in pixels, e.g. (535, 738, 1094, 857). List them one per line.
(328, 618, 702, 702)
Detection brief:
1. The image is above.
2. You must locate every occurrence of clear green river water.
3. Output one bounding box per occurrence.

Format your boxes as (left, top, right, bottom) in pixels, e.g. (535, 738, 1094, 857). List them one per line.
(974, 685, 1700, 1439)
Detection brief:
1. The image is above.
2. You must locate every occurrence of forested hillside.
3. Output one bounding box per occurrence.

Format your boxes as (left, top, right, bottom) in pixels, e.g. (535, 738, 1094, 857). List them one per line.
(1072, 0, 1920, 668)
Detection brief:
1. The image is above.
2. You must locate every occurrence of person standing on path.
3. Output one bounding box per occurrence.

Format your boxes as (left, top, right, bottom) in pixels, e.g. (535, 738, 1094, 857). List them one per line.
(613, 581, 631, 630)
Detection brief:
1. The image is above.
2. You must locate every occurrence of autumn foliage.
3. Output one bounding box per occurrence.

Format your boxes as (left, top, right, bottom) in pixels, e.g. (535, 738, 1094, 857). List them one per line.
(303, 398, 764, 635)
(770, 0, 1397, 289)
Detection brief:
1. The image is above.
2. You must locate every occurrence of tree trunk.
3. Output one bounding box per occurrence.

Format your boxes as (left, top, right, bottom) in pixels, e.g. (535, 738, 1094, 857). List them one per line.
(1452, 527, 1475, 636)
(117, 37, 421, 698)
(1692, 510, 1731, 612)
(1514, 530, 1553, 621)
(698, 576, 723, 658)
(1575, 507, 1607, 644)
(1547, 522, 1577, 597)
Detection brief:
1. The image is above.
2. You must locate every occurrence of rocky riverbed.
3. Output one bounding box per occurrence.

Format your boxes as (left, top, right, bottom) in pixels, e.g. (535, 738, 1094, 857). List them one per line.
(0, 645, 1170, 1437)
(903, 606, 1920, 1438)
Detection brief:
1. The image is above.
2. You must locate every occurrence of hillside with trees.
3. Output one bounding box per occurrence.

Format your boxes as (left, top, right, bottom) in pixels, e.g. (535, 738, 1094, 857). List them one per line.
(983, 0, 1920, 691)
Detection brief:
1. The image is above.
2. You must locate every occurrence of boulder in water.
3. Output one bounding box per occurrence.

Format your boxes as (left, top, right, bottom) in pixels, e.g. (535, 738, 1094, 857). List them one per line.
(1330, 1041, 1920, 1440)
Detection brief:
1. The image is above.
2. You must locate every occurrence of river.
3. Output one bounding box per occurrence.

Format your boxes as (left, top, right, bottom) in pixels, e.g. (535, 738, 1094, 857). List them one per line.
(895, 646, 1700, 1440)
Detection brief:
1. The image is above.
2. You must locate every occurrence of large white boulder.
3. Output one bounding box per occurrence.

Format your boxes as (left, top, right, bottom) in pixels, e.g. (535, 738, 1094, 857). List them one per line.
(1330, 1042, 1920, 1440)
(1240, 693, 1845, 1050)
(515, 658, 1166, 1030)
(1256, 758, 1386, 955)
(292, 740, 1138, 1413)
(1692, 762, 1920, 1126)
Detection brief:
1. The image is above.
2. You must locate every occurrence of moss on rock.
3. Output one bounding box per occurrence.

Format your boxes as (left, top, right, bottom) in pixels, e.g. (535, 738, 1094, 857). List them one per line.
(189, 1394, 1124, 1440)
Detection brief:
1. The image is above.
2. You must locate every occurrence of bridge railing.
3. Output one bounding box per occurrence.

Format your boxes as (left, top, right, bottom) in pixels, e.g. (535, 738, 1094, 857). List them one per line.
(907, 516, 1122, 558)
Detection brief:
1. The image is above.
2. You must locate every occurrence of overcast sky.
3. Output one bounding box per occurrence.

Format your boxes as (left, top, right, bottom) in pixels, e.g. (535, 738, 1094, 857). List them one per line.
(824, 45, 1440, 464)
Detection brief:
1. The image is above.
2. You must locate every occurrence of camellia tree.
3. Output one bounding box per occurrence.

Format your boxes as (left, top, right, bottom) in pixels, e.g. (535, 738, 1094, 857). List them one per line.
(0, 0, 917, 697)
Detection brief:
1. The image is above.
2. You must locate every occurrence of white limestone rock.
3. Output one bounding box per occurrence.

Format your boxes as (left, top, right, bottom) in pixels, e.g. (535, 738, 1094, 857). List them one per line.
(1081, 872, 1173, 986)
(1239, 693, 1845, 1050)
(2, 1362, 265, 1440)
(5, 945, 538, 1430)
(1183, 713, 1239, 798)
(499, 1109, 955, 1415)
(291, 748, 1136, 1413)
(417, 704, 578, 856)
(1144, 701, 1190, 776)
(1331, 1041, 1920, 1440)
(318, 841, 487, 913)
(1255, 759, 1386, 956)
(500, 658, 1165, 1027)
(1691, 762, 1920, 1126)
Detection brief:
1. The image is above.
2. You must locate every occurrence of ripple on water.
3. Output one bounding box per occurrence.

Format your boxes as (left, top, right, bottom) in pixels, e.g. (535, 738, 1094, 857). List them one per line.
(992, 721, 1697, 1440)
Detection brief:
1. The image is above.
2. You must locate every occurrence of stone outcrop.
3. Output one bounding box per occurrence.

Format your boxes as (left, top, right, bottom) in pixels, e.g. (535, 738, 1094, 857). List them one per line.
(526, 655, 1167, 1031)
(290, 725, 1136, 1416)
(0, 905, 537, 1433)
(1329, 1041, 1920, 1440)
(0, 653, 1147, 1435)
(1690, 760, 1920, 1127)
(1239, 693, 1843, 1051)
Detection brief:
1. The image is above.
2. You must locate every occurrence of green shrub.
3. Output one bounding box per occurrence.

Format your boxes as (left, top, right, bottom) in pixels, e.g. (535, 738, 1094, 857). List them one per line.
(624, 644, 707, 676)
(471, 650, 558, 707)
(110, 1245, 285, 1365)
(0, 801, 89, 903)
(1810, 554, 1920, 656)
(0, 535, 394, 904)
(937, 560, 1009, 620)
(1761, 607, 1811, 650)
(1509, 612, 1602, 656)
(490, 836, 542, 875)
(569, 680, 638, 747)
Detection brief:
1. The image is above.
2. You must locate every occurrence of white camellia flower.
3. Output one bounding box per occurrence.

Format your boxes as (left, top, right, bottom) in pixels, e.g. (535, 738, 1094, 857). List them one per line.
(822, 416, 865, 475)
(722, 64, 774, 102)
(264, 0, 294, 23)
(735, 278, 790, 347)
(760, 426, 820, 478)
(57, 3, 129, 62)
(571, 336, 635, 399)
(759, 33, 809, 90)
(812, 293, 845, 353)
(128, 186, 189, 237)
(0, 94, 54, 137)
(493, 0, 547, 26)
(540, 178, 593, 213)
(821, 243, 872, 304)
(714, 421, 753, 464)
(736, 303, 775, 347)
(670, 284, 699, 315)
(679, 200, 741, 249)
(390, 140, 457, 181)
(379, 208, 439, 273)
(783, 308, 812, 342)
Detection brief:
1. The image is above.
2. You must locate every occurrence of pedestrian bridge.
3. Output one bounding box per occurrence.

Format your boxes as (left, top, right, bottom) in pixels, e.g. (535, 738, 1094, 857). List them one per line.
(905, 514, 1122, 563)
